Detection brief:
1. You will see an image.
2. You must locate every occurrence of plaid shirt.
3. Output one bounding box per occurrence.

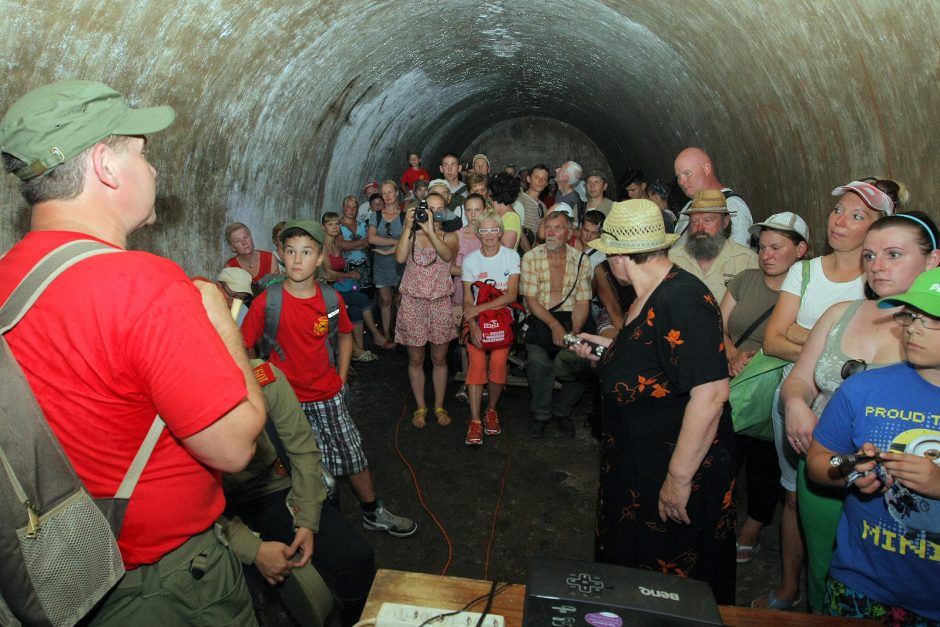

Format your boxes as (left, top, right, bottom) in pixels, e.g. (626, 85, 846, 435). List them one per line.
(520, 244, 592, 312)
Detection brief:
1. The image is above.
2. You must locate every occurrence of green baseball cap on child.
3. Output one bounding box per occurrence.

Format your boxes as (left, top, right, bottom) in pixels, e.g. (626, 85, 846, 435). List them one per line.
(0, 80, 175, 180)
(281, 220, 325, 245)
(878, 267, 940, 317)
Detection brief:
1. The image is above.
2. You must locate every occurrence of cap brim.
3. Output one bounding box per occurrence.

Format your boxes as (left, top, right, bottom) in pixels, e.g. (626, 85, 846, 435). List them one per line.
(112, 105, 176, 136)
(588, 233, 679, 255)
(877, 294, 934, 313)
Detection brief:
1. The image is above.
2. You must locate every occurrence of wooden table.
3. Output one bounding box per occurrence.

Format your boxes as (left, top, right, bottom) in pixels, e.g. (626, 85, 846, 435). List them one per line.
(362, 569, 869, 626)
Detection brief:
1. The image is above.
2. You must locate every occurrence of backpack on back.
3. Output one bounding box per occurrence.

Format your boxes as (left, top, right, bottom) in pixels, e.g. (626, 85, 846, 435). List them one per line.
(256, 281, 342, 367)
(0, 240, 164, 627)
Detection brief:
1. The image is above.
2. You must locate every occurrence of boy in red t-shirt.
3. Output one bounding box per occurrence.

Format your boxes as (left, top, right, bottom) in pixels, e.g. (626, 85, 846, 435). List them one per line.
(242, 220, 416, 537)
(400, 150, 430, 196)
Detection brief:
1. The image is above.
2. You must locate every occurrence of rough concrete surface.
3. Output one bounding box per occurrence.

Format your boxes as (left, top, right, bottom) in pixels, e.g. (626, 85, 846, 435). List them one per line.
(2, 1, 938, 267)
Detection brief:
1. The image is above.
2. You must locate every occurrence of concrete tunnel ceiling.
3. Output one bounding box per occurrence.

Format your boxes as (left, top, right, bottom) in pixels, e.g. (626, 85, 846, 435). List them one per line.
(0, 0, 937, 275)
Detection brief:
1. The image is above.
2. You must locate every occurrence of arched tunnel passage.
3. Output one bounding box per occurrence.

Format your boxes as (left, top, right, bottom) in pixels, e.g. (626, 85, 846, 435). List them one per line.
(0, 0, 937, 274)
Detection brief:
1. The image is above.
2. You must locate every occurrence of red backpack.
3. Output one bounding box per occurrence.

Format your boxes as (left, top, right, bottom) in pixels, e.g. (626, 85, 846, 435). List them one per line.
(466, 280, 525, 351)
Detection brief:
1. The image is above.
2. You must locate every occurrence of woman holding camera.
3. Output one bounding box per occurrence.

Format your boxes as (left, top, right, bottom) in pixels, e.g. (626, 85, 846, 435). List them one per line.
(571, 199, 736, 604)
(394, 193, 459, 428)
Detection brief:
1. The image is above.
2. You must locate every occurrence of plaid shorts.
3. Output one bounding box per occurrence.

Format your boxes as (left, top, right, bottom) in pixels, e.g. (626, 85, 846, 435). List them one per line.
(300, 387, 367, 476)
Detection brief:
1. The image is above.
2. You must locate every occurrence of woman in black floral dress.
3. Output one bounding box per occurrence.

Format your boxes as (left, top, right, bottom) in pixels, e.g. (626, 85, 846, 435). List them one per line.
(573, 199, 737, 604)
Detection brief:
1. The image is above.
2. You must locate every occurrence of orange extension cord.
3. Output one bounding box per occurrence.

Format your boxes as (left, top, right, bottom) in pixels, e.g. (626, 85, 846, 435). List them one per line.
(392, 397, 514, 580)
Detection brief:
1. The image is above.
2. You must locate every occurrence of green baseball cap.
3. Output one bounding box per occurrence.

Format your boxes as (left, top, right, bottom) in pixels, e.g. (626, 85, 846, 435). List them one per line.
(878, 267, 940, 316)
(0, 79, 175, 180)
(281, 220, 325, 245)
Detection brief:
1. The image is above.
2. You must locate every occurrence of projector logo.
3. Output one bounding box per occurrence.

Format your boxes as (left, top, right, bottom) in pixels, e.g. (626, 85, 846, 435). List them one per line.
(638, 586, 680, 601)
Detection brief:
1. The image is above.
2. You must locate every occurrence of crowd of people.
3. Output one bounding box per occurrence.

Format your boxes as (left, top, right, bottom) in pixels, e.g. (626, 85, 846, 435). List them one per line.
(1, 79, 938, 627)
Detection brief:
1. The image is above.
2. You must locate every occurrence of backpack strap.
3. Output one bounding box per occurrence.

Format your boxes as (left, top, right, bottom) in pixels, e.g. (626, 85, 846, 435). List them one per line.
(319, 282, 341, 368)
(0, 240, 119, 332)
(0, 239, 163, 533)
(259, 282, 286, 361)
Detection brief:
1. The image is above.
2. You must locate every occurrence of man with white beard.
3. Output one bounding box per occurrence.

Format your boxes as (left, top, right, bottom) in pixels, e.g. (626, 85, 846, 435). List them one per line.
(520, 210, 593, 439)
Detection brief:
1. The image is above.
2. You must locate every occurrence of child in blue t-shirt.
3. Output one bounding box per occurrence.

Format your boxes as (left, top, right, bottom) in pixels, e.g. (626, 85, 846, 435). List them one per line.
(808, 267, 940, 623)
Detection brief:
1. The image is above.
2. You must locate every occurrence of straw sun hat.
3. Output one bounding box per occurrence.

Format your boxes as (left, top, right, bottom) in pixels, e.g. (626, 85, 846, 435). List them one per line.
(588, 199, 679, 255)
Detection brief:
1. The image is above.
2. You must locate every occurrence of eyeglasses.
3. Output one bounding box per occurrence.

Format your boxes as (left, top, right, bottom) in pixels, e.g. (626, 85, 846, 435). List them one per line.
(478, 227, 501, 234)
(385, 223, 392, 237)
(840, 359, 867, 380)
(894, 311, 940, 330)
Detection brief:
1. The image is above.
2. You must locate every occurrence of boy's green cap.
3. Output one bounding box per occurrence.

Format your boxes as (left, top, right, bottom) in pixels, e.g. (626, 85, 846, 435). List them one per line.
(281, 220, 325, 244)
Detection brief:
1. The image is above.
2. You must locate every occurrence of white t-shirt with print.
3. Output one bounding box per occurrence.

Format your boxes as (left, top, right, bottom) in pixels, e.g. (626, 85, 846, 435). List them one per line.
(462, 246, 521, 293)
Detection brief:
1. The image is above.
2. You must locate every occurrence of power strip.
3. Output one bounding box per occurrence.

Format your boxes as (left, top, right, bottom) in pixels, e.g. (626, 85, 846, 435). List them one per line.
(375, 602, 505, 627)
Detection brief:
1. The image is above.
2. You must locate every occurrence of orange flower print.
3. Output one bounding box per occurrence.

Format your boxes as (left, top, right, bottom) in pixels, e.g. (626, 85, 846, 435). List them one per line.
(645, 308, 656, 327)
(650, 383, 670, 398)
(703, 293, 716, 307)
(636, 375, 657, 392)
(722, 480, 736, 510)
(613, 381, 637, 404)
(664, 329, 684, 349)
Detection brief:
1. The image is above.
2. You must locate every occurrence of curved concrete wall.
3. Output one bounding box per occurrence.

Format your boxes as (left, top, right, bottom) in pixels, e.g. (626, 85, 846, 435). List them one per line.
(461, 117, 614, 186)
(1, 0, 937, 272)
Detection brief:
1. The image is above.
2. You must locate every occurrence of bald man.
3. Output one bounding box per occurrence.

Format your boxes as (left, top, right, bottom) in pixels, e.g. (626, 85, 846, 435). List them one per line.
(672, 147, 753, 247)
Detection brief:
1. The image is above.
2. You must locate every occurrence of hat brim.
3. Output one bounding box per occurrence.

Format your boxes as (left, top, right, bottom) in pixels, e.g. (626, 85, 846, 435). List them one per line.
(588, 233, 679, 255)
(112, 105, 176, 136)
(877, 293, 939, 316)
(683, 207, 729, 215)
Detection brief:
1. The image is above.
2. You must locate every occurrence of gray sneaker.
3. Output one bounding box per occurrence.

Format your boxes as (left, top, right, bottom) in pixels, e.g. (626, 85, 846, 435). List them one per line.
(362, 501, 417, 537)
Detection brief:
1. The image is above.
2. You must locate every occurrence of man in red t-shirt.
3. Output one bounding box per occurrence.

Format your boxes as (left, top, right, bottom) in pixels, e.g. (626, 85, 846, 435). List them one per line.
(242, 220, 417, 538)
(0, 80, 265, 625)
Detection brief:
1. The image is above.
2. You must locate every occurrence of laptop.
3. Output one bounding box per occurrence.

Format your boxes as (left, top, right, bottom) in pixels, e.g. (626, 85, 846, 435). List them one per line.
(523, 558, 723, 626)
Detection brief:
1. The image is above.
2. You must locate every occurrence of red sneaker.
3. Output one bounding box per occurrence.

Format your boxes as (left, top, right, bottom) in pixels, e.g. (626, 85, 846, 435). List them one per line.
(483, 408, 501, 436)
(465, 420, 483, 445)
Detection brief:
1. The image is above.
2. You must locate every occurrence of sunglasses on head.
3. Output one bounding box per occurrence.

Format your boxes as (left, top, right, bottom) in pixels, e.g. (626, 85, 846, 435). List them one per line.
(841, 359, 867, 380)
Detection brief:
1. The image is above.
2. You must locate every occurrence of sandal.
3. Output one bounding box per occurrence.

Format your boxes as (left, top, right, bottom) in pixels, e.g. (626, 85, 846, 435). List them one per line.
(735, 542, 760, 564)
(434, 407, 452, 426)
(751, 590, 801, 611)
(412, 407, 428, 429)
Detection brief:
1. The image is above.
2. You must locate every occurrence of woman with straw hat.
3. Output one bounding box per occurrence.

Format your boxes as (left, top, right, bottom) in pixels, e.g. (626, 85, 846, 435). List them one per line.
(571, 199, 737, 604)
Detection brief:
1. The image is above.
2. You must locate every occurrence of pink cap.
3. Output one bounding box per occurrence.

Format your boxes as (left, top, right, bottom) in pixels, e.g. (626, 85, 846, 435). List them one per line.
(831, 180, 894, 215)
(362, 180, 380, 195)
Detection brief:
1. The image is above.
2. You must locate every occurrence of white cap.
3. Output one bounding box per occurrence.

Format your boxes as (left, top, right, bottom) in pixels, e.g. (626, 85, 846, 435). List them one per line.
(748, 211, 809, 241)
(551, 202, 575, 218)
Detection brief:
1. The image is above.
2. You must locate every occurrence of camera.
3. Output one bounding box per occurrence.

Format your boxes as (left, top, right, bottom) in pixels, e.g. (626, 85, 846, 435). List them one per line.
(563, 334, 607, 357)
(414, 199, 429, 225)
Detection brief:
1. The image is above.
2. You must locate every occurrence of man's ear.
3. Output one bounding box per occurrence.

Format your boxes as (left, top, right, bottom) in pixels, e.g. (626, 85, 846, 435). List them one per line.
(90, 143, 119, 190)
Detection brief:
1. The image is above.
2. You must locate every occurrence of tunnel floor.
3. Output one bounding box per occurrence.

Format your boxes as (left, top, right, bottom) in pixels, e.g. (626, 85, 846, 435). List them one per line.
(260, 343, 801, 624)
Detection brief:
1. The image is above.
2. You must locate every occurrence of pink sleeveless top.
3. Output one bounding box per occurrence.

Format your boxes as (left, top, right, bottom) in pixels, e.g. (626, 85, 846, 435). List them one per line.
(400, 244, 452, 300)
